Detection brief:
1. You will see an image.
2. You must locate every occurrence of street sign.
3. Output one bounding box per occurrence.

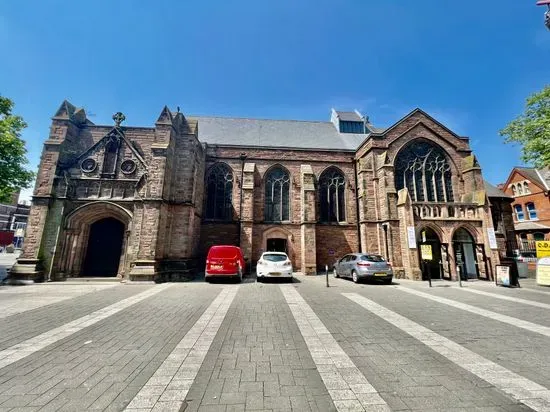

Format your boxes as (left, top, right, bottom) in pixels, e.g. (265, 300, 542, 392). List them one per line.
(420, 244, 433, 261)
(495, 265, 511, 286)
(536, 241, 550, 258)
(536, 257, 550, 286)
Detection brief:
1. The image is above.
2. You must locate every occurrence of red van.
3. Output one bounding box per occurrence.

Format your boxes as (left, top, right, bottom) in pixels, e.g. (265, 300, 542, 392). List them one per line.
(205, 245, 245, 282)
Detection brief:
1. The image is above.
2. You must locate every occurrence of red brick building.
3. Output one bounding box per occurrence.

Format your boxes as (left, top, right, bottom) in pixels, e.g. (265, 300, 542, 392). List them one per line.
(11, 101, 512, 282)
(502, 167, 550, 241)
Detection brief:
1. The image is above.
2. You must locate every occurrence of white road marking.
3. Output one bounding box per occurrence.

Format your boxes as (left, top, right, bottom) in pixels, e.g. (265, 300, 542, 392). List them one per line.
(125, 286, 239, 412)
(0, 284, 118, 319)
(459, 287, 550, 310)
(397, 286, 550, 338)
(344, 292, 550, 412)
(280, 285, 389, 412)
(0, 284, 172, 370)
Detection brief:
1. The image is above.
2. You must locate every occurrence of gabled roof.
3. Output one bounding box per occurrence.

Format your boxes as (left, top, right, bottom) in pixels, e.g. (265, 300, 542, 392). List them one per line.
(334, 111, 363, 122)
(484, 180, 512, 199)
(504, 167, 550, 191)
(192, 116, 365, 151)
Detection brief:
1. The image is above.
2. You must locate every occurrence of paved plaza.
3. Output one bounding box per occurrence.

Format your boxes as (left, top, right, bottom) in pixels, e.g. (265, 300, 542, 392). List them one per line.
(1, 268, 550, 411)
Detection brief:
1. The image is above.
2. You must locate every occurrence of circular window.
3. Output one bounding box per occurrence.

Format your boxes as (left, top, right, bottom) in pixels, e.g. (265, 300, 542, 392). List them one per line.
(81, 158, 97, 173)
(120, 159, 137, 174)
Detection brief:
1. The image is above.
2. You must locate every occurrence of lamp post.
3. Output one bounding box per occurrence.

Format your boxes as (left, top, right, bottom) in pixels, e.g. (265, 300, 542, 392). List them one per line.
(237, 153, 247, 247)
(537, 0, 550, 30)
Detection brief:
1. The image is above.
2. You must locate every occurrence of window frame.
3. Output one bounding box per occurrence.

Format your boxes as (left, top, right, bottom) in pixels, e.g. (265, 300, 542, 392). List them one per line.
(526, 202, 538, 220)
(204, 163, 234, 221)
(264, 166, 291, 223)
(514, 204, 525, 221)
(319, 167, 347, 223)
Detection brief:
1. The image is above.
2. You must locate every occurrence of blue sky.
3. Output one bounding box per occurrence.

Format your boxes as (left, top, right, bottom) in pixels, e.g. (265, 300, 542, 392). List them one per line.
(1, 0, 549, 200)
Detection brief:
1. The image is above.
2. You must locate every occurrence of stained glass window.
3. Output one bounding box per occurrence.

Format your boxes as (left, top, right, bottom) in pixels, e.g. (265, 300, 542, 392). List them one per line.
(394, 140, 454, 202)
(205, 163, 233, 220)
(319, 168, 346, 222)
(265, 167, 290, 222)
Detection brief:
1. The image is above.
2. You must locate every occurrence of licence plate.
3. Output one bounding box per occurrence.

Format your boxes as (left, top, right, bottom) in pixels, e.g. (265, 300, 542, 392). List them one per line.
(270, 272, 281, 276)
(375, 273, 386, 277)
(211, 265, 223, 270)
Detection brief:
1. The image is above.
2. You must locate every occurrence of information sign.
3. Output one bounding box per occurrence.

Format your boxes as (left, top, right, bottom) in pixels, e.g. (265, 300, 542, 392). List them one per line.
(536, 241, 550, 259)
(495, 265, 511, 287)
(487, 228, 498, 250)
(407, 227, 417, 249)
(420, 244, 433, 261)
(536, 257, 550, 286)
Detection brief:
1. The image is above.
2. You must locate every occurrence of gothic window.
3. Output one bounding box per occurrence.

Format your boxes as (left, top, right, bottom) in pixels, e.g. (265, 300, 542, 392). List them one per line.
(319, 167, 346, 222)
(394, 140, 454, 202)
(102, 139, 119, 176)
(205, 163, 234, 220)
(523, 182, 530, 194)
(265, 167, 290, 222)
(511, 185, 517, 196)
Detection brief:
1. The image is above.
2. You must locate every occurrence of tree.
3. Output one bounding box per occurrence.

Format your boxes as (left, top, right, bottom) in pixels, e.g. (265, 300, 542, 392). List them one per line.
(500, 85, 550, 168)
(0, 96, 34, 203)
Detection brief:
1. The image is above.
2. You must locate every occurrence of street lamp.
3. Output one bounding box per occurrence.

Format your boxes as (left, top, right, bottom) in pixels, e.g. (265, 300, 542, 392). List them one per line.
(537, 0, 550, 30)
(237, 153, 247, 246)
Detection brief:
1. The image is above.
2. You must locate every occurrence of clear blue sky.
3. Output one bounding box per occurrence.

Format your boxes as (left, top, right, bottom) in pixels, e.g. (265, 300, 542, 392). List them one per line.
(1, 0, 549, 200)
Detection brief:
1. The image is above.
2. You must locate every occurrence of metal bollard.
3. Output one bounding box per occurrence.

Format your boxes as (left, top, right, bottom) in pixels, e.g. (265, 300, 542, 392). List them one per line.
(456, 265, 462, 287)
(325, 265, 329, 287)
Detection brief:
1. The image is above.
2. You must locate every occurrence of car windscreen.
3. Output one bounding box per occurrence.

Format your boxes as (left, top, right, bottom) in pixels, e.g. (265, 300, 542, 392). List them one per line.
(262, 254, 287, 262)
(360, 255, 385, 262)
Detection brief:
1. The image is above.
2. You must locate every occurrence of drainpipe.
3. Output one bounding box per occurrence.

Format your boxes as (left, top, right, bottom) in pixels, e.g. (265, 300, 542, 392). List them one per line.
(237, 153, 247, 247)
(353, 158, 362, 252)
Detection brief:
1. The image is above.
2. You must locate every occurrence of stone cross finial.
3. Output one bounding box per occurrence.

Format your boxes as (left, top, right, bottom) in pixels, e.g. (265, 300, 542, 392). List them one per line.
(113, 112, 126, 127)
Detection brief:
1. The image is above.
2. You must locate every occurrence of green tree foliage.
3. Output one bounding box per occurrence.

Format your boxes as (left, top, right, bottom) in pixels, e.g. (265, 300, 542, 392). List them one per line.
(0, 96, 35, 203)
(500, 85, 550, 168)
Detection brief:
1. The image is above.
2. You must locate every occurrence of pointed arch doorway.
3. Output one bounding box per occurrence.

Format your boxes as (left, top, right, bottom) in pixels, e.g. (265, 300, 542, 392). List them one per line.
(452, 228, 479, 280)
(82, 217, 125, 277)
(417, 227, 445, 280)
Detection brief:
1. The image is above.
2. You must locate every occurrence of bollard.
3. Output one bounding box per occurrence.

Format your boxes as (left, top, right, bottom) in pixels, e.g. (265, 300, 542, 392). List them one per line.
(456, 265, 462, 287)
(325, 265, 329, 287)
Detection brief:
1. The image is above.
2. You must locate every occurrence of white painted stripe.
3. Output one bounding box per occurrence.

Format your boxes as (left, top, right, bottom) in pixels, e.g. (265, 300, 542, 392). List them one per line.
(344, 292, 550, 412)
(459, 287, 550, 310)
(125, 286, 239, 412)
(0, 284, 172, 370)
(397, 286, 550, 338)
(280, 285, 389, 412)
(0, 284, 118, 319)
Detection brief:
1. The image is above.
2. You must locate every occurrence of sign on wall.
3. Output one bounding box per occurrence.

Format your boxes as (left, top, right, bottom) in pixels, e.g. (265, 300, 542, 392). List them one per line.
(487, 228, 498, 250)
(407, 227, 417, 249)
(420, 244, 433, 261)
(536, 241, 550, 259)
(536, 257, 550, 286)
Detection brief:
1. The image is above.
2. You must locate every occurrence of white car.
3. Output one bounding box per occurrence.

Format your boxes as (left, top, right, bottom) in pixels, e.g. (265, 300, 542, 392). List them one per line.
(256, 252, 293, 281)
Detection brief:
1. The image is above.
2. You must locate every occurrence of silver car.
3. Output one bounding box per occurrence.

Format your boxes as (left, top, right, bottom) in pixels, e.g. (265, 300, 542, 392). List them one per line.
(333, 253, 393, 284)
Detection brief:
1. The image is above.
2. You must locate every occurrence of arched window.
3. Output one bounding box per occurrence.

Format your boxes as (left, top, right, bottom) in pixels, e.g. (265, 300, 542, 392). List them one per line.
(265, 167, 290, 222)
(394, 140, 454, 202)
(205, 163, 233, 220)
(517, 184, 523, 195)
(523, 182, 530, 194)
(511, 185, 517, 196)
(526, 202, 537, 220)
(514, 204, 525, 221)
(533, 232, 545, 241)
(319, 167, 346, 222)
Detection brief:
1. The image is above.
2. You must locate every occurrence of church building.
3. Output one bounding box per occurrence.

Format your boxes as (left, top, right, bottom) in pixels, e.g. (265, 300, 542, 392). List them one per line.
(11, 101, 512, 283)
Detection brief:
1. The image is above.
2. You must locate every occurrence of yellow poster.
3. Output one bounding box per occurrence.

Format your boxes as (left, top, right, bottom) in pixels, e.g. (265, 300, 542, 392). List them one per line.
(420, 244, 433, 261)
(536, 241, 550, 259)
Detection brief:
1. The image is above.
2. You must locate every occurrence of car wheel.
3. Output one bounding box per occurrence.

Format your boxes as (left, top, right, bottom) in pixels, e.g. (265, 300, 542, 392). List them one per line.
(352, 270, 359, 283)
(334, 268, 339, 278)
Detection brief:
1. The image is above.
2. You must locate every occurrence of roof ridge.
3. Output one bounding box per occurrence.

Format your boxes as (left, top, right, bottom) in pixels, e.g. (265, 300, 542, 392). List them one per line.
(189, 115, 333, 124)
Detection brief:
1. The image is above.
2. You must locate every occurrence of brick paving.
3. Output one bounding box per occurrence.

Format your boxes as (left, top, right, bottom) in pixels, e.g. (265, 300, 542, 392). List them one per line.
(0, 276, 549, 411)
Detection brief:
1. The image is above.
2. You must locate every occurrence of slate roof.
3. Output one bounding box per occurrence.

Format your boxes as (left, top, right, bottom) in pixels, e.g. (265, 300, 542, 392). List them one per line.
(515, 221, 550, 231)
(484, 180, 512, 199)
(516, 167, 550, 190)
(334, 111, 363, 122)
(192, 116, 367, 150)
